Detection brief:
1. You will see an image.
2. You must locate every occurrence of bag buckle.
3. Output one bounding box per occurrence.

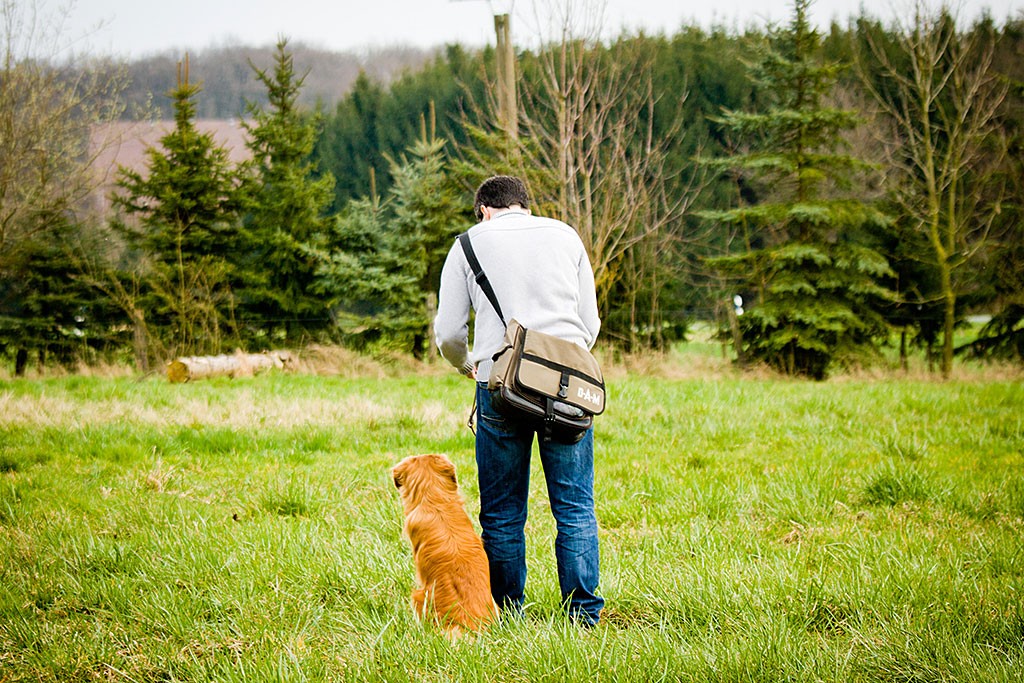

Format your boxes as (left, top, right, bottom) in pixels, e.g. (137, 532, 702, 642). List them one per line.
(557, 369, 570, 399)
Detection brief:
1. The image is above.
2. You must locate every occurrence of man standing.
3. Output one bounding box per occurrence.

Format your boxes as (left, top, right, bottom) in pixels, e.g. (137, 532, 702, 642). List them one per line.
(434, 175, 604, 626)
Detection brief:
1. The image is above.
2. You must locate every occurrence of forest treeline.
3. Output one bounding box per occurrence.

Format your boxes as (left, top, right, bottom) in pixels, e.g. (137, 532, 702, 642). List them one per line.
(1, 0, 1022, 379)
(118, 42, 437, 119)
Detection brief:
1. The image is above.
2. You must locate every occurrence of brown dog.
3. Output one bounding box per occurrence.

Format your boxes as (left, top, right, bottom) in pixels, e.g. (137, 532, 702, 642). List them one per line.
(392, 454, 498, 637)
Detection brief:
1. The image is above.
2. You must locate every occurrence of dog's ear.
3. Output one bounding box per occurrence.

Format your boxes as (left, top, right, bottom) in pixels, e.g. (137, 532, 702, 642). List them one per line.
(392, 466, 405, 489)
(435, 456, 457, 486)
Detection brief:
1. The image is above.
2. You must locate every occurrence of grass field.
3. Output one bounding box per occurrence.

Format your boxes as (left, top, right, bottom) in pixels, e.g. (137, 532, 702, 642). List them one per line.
(1, 352, 1022, 681)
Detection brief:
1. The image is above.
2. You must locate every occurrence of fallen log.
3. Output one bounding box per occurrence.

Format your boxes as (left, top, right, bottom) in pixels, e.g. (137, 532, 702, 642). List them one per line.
(166, 350, 293, 383)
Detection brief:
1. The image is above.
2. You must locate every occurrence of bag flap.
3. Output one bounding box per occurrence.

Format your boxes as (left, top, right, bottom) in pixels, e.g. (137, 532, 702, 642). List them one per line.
(520, 326, 602, 382)
(513, 321, 605, 415)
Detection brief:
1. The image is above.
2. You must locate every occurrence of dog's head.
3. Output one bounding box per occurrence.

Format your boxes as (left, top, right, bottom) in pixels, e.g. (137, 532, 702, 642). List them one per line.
(392, 453, 459, 503)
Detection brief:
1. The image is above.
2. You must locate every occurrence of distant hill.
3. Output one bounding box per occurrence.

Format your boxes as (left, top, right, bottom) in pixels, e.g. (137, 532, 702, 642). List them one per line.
(120, 42, 438, 119)
(85, 42, 440, 216)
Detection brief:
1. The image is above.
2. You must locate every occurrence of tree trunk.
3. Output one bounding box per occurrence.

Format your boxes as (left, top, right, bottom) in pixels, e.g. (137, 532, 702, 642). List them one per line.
(14, 349, 28, 377)
(131, 308, 150, 375)
(940, 263, 955, 379)
(899, 327, 908, 372)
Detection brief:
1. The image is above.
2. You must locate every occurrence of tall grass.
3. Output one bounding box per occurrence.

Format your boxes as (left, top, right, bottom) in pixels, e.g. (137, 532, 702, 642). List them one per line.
(1, 364, 1022, 681)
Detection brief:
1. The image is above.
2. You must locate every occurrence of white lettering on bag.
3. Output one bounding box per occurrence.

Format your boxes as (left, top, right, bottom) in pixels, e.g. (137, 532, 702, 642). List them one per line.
(577, 387, 602, 406)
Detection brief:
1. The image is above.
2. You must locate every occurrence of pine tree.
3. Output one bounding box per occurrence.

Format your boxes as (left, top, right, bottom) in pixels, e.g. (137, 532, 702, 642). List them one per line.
(314, 72, 386, 209)
(702, 0, 892, 378)
(309, 195, 422, 350)
(0, 217, 123, 375)
(113, 57, 245, 357)
(240, 38, 336, 346)
(309, 113, 463, 354)
(386, 114, 465, 357)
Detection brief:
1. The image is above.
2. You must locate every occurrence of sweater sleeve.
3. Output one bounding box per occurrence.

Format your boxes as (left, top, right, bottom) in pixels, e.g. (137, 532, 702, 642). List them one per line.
(434, 243, 475, 376)
(577, 249, 601, 349)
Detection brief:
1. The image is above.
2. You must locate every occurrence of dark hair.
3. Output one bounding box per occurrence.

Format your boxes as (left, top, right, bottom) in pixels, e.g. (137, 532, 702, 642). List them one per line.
(474, 175, 530, 219)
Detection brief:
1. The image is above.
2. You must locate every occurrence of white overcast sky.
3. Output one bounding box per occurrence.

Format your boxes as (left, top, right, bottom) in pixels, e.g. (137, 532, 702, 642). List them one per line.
(59, 0, 1024, 58)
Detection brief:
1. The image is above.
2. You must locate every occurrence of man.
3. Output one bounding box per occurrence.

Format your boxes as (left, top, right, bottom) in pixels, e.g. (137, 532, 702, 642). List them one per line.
(434, 175, 603, 626)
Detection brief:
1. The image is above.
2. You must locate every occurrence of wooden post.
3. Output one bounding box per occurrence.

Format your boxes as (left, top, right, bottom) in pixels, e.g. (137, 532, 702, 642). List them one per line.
(494, 13, 517, 140)
(728, 302, 745, 364)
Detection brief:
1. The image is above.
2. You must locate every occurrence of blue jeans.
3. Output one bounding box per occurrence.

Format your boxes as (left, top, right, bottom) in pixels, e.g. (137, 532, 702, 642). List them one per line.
(475, 383, 604, 626)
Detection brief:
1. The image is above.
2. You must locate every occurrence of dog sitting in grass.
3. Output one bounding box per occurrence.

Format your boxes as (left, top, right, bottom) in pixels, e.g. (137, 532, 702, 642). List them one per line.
(392, 453, 498, 637)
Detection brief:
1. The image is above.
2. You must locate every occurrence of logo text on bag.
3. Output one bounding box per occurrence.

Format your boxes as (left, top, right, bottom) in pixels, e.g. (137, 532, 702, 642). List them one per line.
(577, 387, 602, 406)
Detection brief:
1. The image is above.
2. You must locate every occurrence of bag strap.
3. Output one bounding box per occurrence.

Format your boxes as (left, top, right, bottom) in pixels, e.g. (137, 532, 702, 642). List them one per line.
(458, 232, 507, 327)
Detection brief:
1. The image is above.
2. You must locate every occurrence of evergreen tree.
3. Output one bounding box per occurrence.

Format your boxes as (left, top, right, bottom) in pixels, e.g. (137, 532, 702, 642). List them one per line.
(309, 195, 422, 350)
(702, 0, 893, 378)
(0, 217, 124, 375)
(113, 58, 245, 358)
(310, 115, 463, 353)
(240, 38, 336, 347)
(314, 72, 386, 210)
(312, 46, 486, 211)
(386, 121, 465, 357)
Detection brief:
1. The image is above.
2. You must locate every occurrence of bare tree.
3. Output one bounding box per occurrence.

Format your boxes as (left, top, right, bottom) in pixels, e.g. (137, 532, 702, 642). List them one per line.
(0, 0, 125, 273)
(460, 0, 706, 349)
(73, 251, 162, 374)
(859, 2, 1008, 377)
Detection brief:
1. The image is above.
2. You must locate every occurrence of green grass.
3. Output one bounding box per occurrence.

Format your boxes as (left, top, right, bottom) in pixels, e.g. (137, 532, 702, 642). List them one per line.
(1, 365, 1022, 681)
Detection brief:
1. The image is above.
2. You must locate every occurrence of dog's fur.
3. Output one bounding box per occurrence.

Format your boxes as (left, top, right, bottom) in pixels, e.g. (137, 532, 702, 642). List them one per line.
(392, 454, 498, 637)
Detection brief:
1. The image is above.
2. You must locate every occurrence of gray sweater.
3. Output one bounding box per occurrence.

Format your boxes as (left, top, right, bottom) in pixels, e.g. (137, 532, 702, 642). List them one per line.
(434, 209, 601, 381)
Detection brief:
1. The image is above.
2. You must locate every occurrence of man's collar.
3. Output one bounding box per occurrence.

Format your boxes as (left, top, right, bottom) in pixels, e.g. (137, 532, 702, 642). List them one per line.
(490, 207, 530, 220)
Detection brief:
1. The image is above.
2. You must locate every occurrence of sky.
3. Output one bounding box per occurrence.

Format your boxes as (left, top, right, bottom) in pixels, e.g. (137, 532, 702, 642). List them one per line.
(60, 0, 1024, 59)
